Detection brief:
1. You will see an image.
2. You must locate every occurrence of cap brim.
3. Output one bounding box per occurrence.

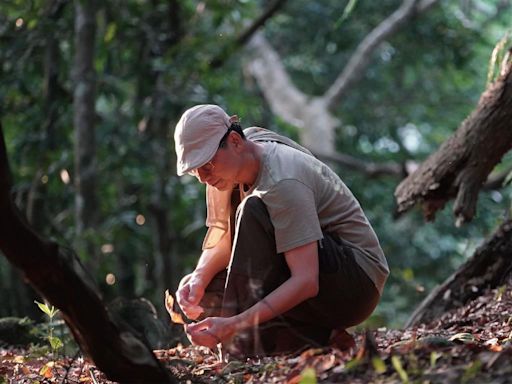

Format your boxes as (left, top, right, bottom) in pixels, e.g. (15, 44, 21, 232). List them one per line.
(177, 144, 218, 176)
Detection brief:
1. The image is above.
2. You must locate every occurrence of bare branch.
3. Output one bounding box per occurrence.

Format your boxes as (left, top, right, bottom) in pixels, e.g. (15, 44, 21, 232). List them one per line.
(324, 0, 440, 109)
(246, 33, 313, 129)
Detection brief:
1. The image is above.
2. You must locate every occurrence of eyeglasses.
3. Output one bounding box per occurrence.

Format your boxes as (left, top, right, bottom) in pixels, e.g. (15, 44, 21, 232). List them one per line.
(189, 126, 235, 176)
(189, 160, 214, 177)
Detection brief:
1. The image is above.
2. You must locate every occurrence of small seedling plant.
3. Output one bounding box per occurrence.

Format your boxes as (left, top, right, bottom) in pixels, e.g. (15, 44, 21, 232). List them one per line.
(34, 300, 63, 356)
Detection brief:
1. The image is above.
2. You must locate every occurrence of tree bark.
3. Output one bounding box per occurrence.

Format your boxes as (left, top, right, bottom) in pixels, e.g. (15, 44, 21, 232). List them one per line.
(73, 0, 98, 261)
(406, 219, 512, 327)
(395, 56, 512, 225)
(0, 124, 174, 383)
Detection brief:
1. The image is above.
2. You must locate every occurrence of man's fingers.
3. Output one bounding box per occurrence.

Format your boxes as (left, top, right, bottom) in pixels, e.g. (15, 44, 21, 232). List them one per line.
(187, 283, 204, 305)
(186, 320, 220, 349)
(183, 305, 204, 320)
(186, 318, 211, 332)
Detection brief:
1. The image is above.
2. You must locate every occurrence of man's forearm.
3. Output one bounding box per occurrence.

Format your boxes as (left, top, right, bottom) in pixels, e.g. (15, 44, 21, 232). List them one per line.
(193, 231, 231, 286)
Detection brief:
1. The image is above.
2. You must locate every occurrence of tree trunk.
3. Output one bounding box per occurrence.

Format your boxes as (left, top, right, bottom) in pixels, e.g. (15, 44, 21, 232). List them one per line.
(0, 124, 175, 383)
(395, 57, 512, 225)
(406, 219, 512, 327)
(73, 0, 98, 267)
(27, 0, 67, 232)
(142, 0, 184, 300)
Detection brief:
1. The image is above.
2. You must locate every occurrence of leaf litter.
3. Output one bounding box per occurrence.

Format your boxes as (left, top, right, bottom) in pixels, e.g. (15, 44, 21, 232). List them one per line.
(2, 283, 512, 383)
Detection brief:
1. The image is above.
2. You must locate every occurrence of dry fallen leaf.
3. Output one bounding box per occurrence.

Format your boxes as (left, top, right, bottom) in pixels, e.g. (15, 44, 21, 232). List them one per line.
(39, 362, 54, 379)
(165, 289, 192, 325)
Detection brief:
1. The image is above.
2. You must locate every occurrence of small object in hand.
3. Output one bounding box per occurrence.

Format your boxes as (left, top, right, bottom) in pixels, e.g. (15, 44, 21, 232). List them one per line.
(165, 290, 195, 324)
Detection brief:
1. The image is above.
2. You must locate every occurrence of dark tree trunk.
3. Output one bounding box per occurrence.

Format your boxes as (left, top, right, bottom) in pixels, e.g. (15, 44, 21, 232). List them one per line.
(0, 124, 175, 383)
(27, 0, 68, 232)
(147, 75, 176, 299)
(73, 0, 98, 268)
(395, 58, 512, 225)
(406, 219, 512, 327)
(143, 0, 184, 299)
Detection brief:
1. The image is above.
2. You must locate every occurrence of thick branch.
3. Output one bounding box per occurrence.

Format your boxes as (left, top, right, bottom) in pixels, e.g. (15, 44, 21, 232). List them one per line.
(0, 124, 174, 382)
(246, 32, 316, 130)
(395, 60, 512, 224)
(210, 0, 288, 68)
(324, 0, 440, 109)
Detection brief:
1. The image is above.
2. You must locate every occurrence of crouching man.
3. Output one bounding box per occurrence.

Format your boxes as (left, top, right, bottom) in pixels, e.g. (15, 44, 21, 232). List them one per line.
(173, 104, 389, 356)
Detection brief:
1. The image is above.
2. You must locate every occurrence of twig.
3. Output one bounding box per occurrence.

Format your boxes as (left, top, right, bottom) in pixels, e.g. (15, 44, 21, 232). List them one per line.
(89, 367, 99, 384)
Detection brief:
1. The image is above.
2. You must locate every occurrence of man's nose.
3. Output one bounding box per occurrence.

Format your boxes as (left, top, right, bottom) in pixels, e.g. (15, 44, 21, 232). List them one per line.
(196, 168, 210, 184)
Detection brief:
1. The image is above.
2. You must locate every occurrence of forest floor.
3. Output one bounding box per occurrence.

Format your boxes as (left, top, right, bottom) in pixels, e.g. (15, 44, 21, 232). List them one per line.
(1, 282, 512, 383)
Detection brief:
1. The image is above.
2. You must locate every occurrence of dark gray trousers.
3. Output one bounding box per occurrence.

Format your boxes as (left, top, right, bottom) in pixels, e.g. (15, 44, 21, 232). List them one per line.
(191, 196, 380, 355)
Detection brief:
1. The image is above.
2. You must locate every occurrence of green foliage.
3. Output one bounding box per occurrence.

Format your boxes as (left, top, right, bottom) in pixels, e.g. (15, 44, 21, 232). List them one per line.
(0, 0, 511, 329)
(298, 367, 317, 384)
(372, 356, 387, 374)
(391, 355, 409, 383)
(34, 301, 58, 320)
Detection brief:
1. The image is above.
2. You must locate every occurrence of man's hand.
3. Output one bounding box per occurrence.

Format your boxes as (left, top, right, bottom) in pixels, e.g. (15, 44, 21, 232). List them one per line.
(185, 317, 238, 349)
(176, 274, 205, 320)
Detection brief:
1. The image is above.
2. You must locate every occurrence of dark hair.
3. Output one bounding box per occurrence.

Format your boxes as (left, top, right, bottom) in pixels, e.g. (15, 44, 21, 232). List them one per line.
(218, 122, 245, 148)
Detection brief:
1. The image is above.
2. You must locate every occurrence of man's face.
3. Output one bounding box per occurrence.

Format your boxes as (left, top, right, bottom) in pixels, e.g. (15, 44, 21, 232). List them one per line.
(191, 133, 240, 190)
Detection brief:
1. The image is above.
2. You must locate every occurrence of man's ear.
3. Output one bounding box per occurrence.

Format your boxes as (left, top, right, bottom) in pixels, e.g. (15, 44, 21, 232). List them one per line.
(229, 132, 244, 151)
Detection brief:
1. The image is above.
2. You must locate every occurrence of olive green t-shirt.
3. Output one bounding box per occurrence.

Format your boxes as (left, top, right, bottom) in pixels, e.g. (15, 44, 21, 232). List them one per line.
(244, 141, 389, 294)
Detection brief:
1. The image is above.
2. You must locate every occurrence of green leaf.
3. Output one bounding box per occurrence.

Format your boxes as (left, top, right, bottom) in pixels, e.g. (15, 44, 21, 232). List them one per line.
(344, 357, 361, 371)
(49, 336, 63, 351)
(430, 351, 441, 368)
(104, 23, 117, 43)
(35, 300, 59, 319)
(495, 284, 507, 301)
(34, 300, 52, 317)
(298, 368, 317, 384)
(391, 355, 409, 383)
(372, 356, 387, 374)
(333, 0, 358, 29)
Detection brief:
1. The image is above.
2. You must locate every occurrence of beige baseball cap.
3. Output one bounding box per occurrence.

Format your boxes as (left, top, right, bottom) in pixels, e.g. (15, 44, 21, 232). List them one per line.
(174, 104, 231, 176)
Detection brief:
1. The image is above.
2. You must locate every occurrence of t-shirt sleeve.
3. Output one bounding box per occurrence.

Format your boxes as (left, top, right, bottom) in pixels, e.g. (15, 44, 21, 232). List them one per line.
(262, 179, 322, 253)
